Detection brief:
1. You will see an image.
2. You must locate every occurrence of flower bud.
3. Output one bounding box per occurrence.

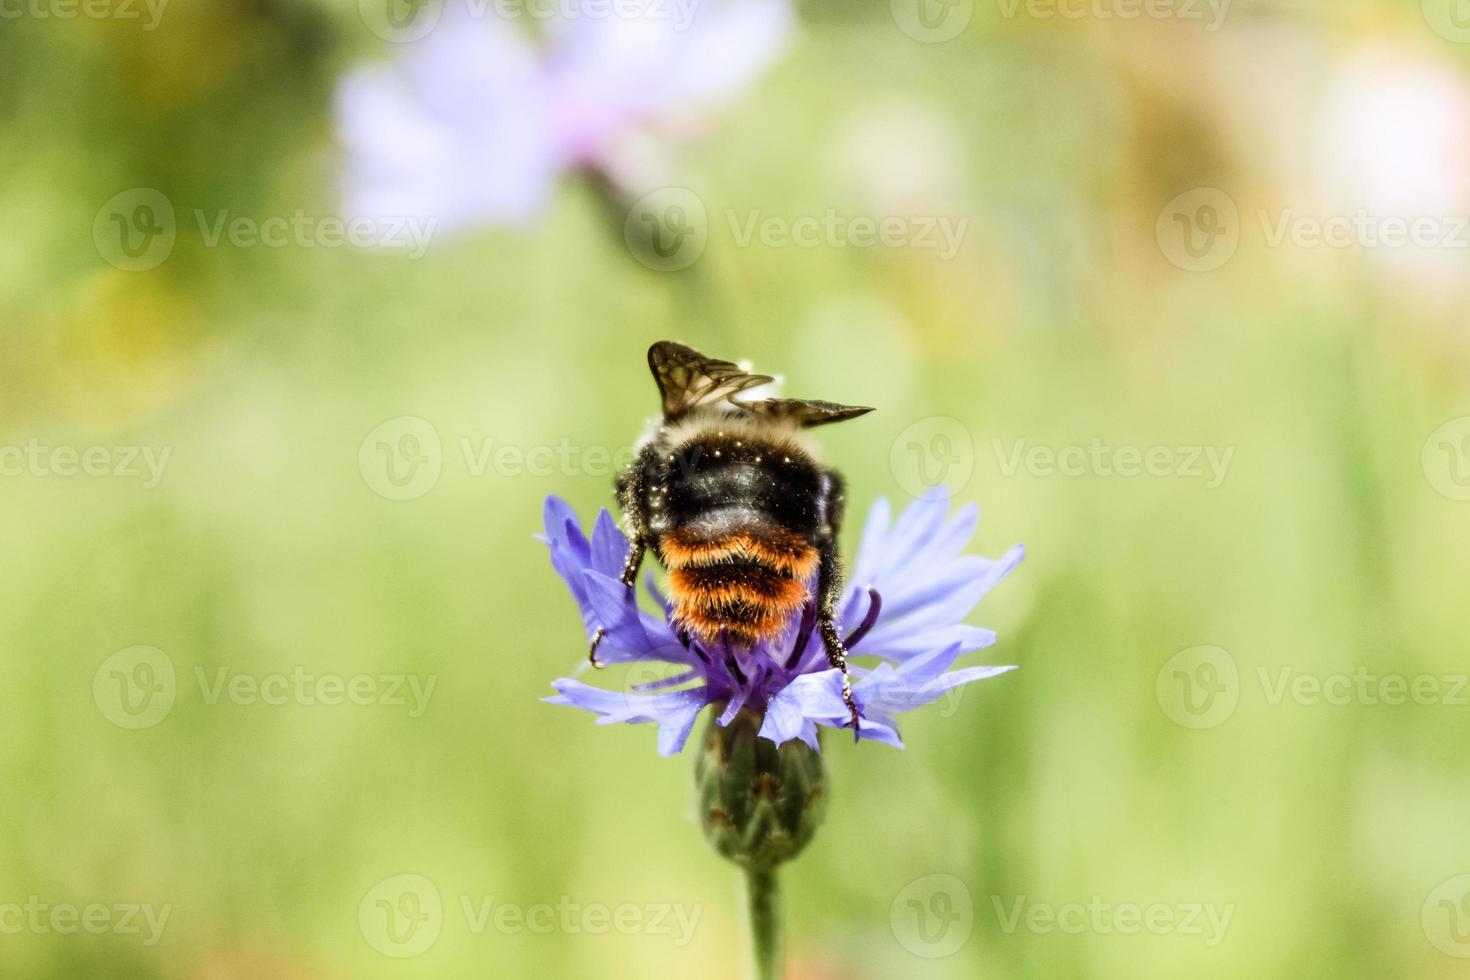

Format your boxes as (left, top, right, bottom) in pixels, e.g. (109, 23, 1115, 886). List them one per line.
(694, 708, 827, 872)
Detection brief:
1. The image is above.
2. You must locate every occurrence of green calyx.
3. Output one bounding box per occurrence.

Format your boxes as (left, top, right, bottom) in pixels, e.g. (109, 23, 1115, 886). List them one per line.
(694, 708, 828, 873)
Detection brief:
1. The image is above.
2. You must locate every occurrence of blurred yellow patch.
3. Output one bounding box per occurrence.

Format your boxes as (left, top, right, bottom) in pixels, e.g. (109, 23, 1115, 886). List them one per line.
(38, 268, 206, 435)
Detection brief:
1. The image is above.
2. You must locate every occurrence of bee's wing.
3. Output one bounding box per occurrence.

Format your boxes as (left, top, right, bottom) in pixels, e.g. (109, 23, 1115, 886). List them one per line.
(648, 341, 774, 419)
(744, 398, 875, 428)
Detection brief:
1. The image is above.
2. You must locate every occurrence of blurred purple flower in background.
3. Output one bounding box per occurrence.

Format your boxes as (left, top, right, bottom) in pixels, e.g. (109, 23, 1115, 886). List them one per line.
(336, 0, 794, 231)
(543, 489, 1023, 755)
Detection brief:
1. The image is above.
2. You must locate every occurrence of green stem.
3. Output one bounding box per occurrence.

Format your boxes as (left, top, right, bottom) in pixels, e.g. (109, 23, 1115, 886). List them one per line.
(745, 867, 782, 980)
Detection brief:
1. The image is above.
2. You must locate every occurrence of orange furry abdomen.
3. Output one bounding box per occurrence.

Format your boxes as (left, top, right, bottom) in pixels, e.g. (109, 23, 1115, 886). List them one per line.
(660, 525, 819, 647)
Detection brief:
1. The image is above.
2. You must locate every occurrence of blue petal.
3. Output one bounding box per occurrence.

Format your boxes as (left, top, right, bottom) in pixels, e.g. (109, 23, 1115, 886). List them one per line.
(582, 571, 688, 665)
(853, 624, 997, 661)
(545, 678, 710, 756)
(878, 488, 950, 577)
(872, 555, 997, 623)
(860, 642, 1017, 716)
(845, 497, 892, 589)
(590, 510, 629, 578)
(758, 684, 813, 745)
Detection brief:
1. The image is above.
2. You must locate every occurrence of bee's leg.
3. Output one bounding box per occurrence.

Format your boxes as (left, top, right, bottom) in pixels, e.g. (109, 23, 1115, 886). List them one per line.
(589, 445, 657, 668)
(815, 470, 860, 740)
(584, 527, 646, 667)
(614, 444, 658, 591)
(618, 537, 646, 588)
(816, 540, 861, 742)
(817, 487, 858, 740)
(586, 538, 643, 669)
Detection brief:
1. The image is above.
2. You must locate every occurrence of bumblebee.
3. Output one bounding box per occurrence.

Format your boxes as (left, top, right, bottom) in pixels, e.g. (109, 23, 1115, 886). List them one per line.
(591, 341, 874, 736)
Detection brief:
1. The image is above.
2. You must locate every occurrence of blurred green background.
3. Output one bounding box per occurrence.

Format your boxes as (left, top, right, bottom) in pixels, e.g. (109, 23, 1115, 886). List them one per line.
(4, 0, 1470, 977)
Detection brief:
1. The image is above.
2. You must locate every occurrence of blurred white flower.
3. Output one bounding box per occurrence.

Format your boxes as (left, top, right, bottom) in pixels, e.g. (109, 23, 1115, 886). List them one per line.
(1317, 45, 1470, 218)
(336, 0, 794, 232)
(824, 98, 968, 217)
(1314, 43, 1470, 299)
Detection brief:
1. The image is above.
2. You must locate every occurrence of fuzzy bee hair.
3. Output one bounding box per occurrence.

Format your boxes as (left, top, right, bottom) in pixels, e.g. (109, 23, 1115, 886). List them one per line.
(589, 341, 875, 737)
